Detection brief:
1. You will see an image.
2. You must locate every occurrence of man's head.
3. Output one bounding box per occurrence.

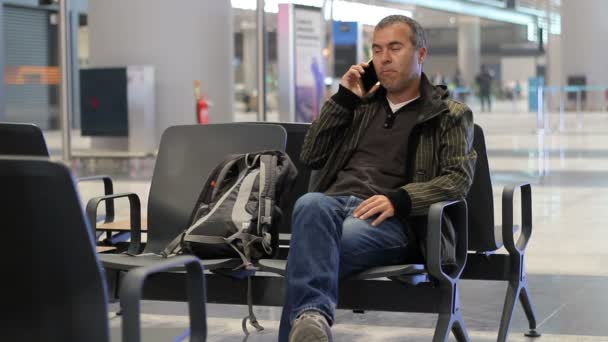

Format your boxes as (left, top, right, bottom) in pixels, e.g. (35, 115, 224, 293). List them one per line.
(372, 15, 427, 95)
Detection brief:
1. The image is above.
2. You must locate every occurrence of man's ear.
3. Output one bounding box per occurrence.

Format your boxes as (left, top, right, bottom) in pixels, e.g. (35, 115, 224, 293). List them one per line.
(418, 47, 428, 65)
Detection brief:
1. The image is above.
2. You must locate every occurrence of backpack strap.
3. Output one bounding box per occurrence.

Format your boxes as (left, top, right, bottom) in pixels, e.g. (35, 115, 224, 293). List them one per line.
(161, 231, 186, 258)
(257, 154, 277, 232)
(182, 231, 263, 270)
(210, 157, 240, 201)
(188, 154, 244, 225)
(187, 162, 253, 235)
(230, 169, 261, 232)
(241, 276, 264, 337)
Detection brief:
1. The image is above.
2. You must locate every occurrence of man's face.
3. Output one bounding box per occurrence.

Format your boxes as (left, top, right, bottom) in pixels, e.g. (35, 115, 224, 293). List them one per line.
(371, 23, 426, 93)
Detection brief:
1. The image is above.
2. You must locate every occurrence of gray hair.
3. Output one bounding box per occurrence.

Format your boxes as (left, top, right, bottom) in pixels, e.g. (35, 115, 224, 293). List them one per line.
(375, 15, 427, 50)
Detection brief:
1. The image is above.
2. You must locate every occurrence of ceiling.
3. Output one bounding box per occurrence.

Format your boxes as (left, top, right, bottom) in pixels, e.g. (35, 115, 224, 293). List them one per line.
(233, 0, 519, 32)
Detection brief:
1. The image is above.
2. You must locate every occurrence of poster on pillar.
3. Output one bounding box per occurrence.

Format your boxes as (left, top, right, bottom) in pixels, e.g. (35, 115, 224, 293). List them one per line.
(294, 5, 324, 122)
(279, 4, 324, 123)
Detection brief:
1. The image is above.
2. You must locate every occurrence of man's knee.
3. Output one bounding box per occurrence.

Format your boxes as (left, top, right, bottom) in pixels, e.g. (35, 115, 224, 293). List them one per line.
(292, 193, 339, 237)
(293, 192, 331, 216)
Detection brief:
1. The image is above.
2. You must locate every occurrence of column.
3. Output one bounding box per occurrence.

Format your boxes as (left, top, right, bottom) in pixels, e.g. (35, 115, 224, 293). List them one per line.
(88, 0, 234, 140)
(561, 0, 608, 110)
(457, 16, 481, 89)
(242, 26, 258, 100)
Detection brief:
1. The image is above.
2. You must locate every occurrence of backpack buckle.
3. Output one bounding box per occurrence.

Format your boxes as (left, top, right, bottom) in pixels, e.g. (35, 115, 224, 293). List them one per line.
(260, 216, 272, 225)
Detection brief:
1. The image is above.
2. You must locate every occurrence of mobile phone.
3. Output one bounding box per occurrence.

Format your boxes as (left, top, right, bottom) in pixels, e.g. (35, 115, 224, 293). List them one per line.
(361, 60, 379, 91)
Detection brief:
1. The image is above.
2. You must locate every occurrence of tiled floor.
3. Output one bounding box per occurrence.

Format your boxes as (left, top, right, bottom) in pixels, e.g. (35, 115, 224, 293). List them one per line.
(53, 102, 608, 341)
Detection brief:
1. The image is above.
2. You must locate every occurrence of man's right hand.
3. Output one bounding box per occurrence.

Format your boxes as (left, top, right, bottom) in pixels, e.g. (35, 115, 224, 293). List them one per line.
(340, 62, 374, 98)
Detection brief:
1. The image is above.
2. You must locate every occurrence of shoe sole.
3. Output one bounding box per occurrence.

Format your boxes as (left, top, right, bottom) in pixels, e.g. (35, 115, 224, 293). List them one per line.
(289, 325, 331, 342)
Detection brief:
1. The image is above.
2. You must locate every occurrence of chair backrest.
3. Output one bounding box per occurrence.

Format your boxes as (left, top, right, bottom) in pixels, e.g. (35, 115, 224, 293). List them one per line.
(266, 123, 312, 234)
(0, 122, 50, 156)
(0, 158, 109, 342)
(145, 123, 287, 253)
(466, 124, 499, 251)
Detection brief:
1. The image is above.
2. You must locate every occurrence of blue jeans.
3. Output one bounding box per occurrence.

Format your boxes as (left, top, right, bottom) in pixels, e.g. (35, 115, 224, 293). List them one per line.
(278, 193, 413, 341)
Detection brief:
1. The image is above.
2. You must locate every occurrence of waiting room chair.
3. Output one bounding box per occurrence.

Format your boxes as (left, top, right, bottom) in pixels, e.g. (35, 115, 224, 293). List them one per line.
(0, 122, 118, 252)
(0, 157, 207, 342)
(149, 121, 468, 341)
(91, 122, 469, 341)
(90, 123, 288, 297)
(0, 121, 49, 156)
(274, 123, 540, 341)
(462, 124, 540, 341)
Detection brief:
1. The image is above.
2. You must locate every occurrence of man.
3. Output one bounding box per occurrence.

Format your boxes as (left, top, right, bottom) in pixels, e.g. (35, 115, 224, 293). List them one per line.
(476, 65, 493, 112)
(279, 15, 476, 342)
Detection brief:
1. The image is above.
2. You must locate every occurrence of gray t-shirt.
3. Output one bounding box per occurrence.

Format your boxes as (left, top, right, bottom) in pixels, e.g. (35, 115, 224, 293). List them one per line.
(325, 97, 420, 199)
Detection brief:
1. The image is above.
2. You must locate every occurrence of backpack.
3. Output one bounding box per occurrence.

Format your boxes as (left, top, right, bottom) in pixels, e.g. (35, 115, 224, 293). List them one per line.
(162, 150, 297, 269)
(161, 150, 297, 336)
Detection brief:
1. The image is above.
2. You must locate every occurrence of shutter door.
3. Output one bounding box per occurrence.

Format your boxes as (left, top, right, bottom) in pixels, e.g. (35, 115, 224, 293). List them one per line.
(4, 6, 56, 129)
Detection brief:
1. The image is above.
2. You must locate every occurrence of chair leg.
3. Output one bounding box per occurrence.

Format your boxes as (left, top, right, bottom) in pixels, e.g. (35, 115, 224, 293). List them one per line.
(451, 314, 471, 342)
(497, 283, 520, 342)
(433, 314, 453, 342)
(433, 313, 471, 342)
(104, 269, 121, 302)
(520, 286, 541, 337)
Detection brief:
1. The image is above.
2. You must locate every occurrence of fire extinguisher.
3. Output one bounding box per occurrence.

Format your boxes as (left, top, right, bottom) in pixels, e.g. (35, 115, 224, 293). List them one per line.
(194, 80, 209, 124)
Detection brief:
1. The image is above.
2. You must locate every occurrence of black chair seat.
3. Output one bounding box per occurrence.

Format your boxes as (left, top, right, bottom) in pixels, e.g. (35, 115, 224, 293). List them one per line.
(352, 264, 426, 280)
(257, 259, 426, 280)
(100, 254, 241, 271)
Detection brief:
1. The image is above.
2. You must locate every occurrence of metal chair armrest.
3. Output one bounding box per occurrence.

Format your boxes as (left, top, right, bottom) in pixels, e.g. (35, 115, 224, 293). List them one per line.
(78, 175, 115, 222)
(120, 255, 207, 342)
(426, 199, 468, 282)
(501, 183, 532, 255)
(85, 192, 141, 255)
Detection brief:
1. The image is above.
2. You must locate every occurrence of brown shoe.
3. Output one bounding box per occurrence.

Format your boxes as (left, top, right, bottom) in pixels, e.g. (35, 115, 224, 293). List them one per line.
(288, 310, 333, 342)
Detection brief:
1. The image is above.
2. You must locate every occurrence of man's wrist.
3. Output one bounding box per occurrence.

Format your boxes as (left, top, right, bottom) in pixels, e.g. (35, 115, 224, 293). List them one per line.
(386, 188, 412, 220)
(331, 85, 361, 111)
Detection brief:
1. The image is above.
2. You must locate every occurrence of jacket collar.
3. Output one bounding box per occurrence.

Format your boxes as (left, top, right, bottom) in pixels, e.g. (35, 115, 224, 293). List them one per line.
(367, 72, 449, 124)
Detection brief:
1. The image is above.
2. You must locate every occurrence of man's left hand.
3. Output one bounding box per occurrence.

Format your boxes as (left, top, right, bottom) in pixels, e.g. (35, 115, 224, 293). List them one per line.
(353, 195, 395, 226)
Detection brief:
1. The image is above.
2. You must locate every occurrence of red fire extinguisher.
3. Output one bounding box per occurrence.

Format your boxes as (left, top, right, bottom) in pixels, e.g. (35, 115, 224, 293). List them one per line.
(194, 80, 209, 124)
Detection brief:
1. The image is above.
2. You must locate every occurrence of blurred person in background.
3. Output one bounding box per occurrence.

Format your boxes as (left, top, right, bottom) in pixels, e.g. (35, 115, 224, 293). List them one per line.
(476, 65, 493, 112)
